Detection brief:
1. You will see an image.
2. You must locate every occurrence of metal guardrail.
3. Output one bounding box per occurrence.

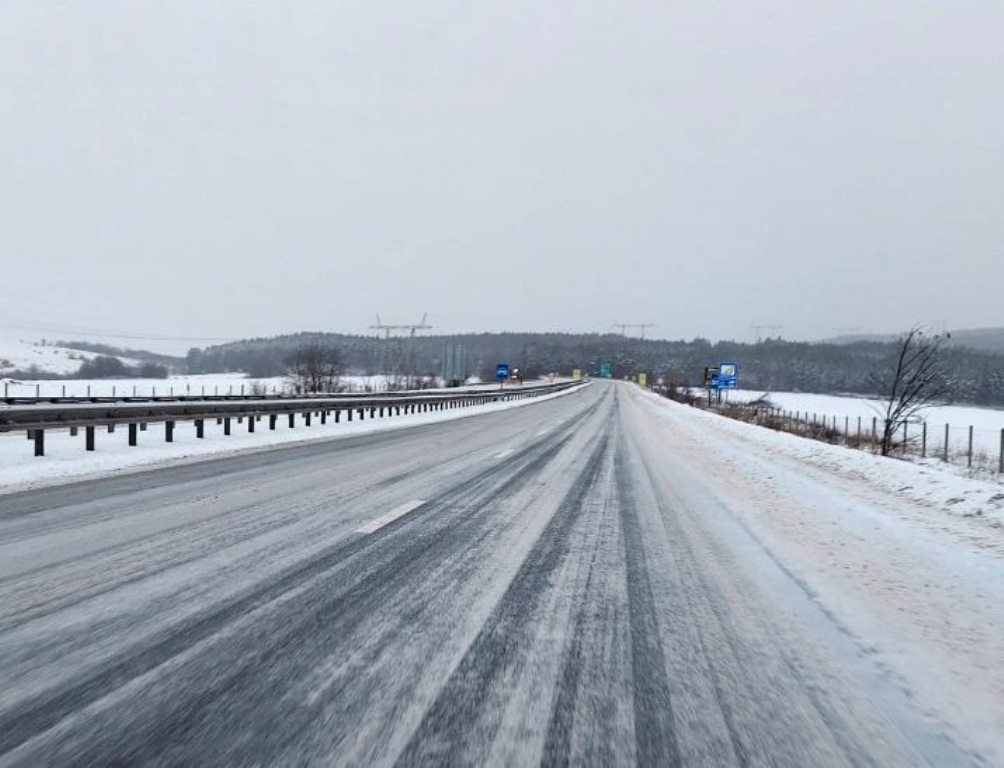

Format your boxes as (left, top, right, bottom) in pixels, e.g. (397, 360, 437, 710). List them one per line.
(1, 381, 583, 457)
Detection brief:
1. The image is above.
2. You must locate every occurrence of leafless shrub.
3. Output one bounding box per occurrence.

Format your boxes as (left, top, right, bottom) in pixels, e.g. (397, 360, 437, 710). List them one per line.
(875, 328, 951, 456)
(285, 344, 342, 394)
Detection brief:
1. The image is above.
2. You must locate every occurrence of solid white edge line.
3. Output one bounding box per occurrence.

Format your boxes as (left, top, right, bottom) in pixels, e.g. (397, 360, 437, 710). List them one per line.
(354, 499, 426, 535)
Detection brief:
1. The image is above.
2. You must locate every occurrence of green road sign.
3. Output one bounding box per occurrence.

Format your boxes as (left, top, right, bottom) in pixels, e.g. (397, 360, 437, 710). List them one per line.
(599, 362, 612, 378)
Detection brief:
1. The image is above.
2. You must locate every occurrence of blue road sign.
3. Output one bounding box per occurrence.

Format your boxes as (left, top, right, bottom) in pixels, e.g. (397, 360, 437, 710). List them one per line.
(496, 363, 510, 381)
(712, 361, 739, 389)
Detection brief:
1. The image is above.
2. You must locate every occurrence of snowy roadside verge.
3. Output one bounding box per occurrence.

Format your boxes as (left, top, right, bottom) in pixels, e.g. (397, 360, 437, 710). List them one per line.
(657, 390, 1003, 527)
(0, 384, 588, 495)
(631, 385, 1004, 761)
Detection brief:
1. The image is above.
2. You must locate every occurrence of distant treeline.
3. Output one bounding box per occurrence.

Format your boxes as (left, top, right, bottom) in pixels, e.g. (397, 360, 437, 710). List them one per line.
(55, 340, 182, 368)
(185, 332, 1004, 406)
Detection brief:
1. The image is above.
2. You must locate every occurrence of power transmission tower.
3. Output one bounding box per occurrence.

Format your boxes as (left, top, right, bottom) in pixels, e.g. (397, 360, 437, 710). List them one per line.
(369, 313, 432, 389)
(751, 324, 783, 342)
(612, 322, 655, 339)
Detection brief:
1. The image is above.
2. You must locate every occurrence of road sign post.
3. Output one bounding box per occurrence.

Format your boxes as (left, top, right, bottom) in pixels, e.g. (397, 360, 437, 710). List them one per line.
(496, 363, 510, 389)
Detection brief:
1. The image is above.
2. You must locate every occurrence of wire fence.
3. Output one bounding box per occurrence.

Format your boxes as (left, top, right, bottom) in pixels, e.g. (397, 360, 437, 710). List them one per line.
(668, 392, 1004, 476)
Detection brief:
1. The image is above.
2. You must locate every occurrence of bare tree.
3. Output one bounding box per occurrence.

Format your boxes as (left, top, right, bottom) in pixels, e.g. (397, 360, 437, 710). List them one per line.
(878, 327, 951, 456)
(285, 344, 341, 394)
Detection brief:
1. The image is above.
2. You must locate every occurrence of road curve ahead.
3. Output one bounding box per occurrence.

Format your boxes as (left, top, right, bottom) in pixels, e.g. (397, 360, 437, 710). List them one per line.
(0, 381, 973, 766)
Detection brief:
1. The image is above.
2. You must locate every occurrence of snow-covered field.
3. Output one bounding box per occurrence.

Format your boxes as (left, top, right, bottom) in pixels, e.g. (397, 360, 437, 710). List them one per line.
(725, 388, 1004, 460)
(0, 383, 585, 493)
(2, 373, 494, 399)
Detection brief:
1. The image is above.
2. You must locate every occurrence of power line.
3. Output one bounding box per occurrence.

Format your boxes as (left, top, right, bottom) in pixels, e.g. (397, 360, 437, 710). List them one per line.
(0, 318, 235, 343)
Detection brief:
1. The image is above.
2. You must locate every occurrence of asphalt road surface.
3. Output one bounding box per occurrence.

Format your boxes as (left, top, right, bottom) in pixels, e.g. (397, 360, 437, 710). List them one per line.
(0, 382, 975, 766)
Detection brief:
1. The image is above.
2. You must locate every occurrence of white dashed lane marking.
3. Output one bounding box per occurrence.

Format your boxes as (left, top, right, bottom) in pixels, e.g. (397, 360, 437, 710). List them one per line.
(354, 499, 426, 535)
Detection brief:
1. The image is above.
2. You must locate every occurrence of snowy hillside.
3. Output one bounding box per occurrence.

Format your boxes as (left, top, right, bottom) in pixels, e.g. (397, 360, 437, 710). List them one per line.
(0, 338, 139, 376)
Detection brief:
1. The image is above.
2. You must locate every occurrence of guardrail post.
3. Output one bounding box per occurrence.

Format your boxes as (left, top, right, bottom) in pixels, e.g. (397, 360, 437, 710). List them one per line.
(1000, 428, 1003, 474)
(944, 424, 950, 462)
(224, 417, 232, 435)
(34, 429, 44, 457)
(305, 412, 312, 426)
(335, 410, 341, 423)
(269, 414, 277, 430)
(129, 423, 138, 447)
(86, 426, 95, 451)
(369, 407, 376, 418)
(288, 413, 295, 428)
(968, 426, 974, 468)
(140, 422, 148, 432)
(70, 426, 78, 436)
(196, 419, 204, 438)
(248, 415, 255, 433)
(321, 411, 327, 425)
(108, 424, 115, 433)
(379, 407, 384, 418)
(166, 421, 175, 442)
(348, 409, 353, 421)
(922, 422, 927, 458)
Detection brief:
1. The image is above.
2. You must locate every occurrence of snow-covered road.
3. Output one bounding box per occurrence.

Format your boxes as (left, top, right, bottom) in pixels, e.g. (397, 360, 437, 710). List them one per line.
(0, 381, 999, 765)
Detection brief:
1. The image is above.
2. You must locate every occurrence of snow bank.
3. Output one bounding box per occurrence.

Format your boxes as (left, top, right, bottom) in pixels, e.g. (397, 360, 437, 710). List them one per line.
(657, 389, 1003, 525)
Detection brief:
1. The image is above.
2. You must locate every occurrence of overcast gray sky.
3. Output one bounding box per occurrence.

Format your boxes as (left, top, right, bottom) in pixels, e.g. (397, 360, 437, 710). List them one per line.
(2, 1, 1002, 351)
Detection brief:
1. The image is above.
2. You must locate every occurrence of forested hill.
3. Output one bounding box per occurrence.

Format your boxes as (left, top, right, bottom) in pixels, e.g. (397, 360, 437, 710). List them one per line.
(186, 332, 1004, 406)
